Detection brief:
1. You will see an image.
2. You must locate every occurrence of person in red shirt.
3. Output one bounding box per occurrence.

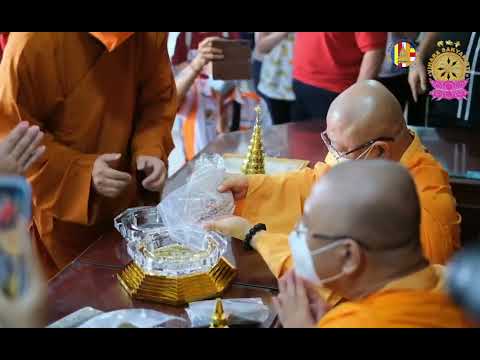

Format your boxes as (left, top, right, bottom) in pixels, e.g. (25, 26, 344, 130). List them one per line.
(292, 32, 387, 122)
(0, 32, 9, 62)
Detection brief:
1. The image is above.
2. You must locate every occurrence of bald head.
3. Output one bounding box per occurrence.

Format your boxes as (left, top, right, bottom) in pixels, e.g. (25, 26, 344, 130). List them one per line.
(295, 160, 426, 299)
(325, 80, 408, 161)
(304, 160, 421, 252)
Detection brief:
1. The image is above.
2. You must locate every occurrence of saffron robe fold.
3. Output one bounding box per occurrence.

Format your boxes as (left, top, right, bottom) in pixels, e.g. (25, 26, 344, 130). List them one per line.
(317, 265, 472, 328)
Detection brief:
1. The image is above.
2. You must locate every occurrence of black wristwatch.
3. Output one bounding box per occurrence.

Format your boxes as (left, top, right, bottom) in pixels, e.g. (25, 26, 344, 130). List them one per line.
(244, 223, 267, 250)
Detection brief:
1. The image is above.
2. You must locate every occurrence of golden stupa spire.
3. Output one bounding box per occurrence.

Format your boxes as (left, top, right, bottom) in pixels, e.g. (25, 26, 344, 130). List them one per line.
(210, 298, 229, 328)
(241, 105, 266, 175)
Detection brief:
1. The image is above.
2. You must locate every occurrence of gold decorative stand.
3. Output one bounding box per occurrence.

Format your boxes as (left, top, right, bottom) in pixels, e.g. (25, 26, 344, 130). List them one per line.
(117, 257, 237, 306)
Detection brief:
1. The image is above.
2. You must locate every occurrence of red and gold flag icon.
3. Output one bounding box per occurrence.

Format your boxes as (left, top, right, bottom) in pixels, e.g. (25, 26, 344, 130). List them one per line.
(393, 41, 416, 68)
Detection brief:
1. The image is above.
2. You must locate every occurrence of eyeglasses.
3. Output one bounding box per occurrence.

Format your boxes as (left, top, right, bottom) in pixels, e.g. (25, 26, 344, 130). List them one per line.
(321, 130, 399, 162)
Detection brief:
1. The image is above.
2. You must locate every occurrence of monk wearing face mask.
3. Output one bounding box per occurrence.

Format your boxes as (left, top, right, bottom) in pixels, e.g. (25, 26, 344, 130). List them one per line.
(0, 32, 177, 276)
(215, 80, 461, 267)
(273, 161, 471, 328)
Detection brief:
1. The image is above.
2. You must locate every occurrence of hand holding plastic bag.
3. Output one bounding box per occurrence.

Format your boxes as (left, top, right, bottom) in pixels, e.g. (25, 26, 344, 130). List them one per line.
(158, 154, 234, 250)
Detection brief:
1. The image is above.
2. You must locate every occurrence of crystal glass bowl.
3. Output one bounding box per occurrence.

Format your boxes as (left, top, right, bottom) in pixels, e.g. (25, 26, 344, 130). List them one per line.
(114, 207, 227, 277)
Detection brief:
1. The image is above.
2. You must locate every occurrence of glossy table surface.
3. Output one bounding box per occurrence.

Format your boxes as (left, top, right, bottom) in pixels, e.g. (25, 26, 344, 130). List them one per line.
(47, 121, 480, 327)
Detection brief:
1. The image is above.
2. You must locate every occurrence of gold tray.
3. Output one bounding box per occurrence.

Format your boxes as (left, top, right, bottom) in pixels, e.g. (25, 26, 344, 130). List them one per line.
(223, 153, 309, 175)
(117, 257, 238, 306)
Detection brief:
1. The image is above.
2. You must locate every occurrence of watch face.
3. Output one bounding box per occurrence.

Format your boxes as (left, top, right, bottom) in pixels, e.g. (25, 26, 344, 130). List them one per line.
(0, 190, 29, 299)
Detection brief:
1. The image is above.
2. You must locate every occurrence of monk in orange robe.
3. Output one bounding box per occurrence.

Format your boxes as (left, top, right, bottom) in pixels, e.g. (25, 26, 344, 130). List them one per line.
(212, 161, 471, 327)
(0, 32, 177, 275)
(216, 80, 460, 266)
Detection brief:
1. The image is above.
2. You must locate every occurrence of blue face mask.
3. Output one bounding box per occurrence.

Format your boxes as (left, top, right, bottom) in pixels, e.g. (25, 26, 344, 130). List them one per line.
(207, 77, 235, 95)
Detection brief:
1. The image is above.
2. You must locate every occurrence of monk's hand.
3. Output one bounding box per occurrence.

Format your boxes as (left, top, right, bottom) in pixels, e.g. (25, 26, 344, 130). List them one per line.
(190, 36, 224, 73)
(203, 215, 253, 241)
(408, 60, 428, 103)
(92, 153, 132, 198)
(273, 270, 318, 328)
(304, 279, 331, 323)
(0, 121, 45, 175)
(136, 156, 167, 193)
(217, 174, 249, 200)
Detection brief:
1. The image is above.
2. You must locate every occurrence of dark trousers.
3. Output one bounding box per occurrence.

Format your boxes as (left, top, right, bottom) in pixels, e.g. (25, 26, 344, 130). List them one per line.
(378, 74, 429, 126)
(252, 59, 263, 93)
(262, 95, 294, 125)
(292, 79, 339, 122)
(378, 74, 412, 111)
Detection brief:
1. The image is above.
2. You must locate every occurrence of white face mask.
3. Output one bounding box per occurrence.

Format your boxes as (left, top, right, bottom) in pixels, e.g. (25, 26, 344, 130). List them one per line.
(289, 226, 348, 286)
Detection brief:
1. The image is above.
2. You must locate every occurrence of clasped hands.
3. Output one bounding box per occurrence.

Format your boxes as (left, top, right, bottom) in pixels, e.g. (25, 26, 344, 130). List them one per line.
(92, 154, 166, 198)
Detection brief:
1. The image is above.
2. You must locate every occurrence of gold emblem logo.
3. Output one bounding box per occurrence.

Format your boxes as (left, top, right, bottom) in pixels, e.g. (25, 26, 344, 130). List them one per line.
(427, 40, 470, 100)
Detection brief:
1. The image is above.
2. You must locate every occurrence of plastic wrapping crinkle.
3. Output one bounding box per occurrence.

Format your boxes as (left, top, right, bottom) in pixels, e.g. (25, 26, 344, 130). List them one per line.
(78, 309, 188, 328)
(158, 154, 234, 251)
(186, 298, 270, 328)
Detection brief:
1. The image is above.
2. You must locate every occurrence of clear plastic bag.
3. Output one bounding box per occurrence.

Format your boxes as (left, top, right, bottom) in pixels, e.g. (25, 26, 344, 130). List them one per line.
(158, 154, 234, 251)
(78, 309, 188, 328)
(186, 298, 270, 328)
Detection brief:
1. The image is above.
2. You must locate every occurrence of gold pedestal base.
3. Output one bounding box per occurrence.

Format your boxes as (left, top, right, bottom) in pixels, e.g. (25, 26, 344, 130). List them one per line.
(117, 257, 238, 306)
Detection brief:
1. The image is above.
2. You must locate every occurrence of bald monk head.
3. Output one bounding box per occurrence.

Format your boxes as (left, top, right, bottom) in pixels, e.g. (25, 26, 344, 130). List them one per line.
(294, 160, 428, 300)
(323, 80, 412, 162)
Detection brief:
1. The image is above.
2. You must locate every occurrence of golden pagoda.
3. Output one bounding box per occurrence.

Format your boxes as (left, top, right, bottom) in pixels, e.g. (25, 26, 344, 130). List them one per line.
(398, 47, 409, 63)
(241, 105, 266, 175)
(209, 298, 229, 328)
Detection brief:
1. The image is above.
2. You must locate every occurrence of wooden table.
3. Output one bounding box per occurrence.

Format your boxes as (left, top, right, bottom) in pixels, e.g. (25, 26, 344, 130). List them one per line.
(47, 121, 480, 327)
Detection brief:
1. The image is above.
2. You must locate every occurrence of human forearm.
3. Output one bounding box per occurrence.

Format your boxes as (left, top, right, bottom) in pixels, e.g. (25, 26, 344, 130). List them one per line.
(175, 63, 202, 102)
(255, 32, 288, 54)
(357, 48, 385, 82)
(416, 32, 439, 63)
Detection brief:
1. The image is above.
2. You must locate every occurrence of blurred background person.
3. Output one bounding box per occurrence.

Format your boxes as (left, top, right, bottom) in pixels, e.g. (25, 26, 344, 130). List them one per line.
(408, 32, 480, 129)
(0, 32, 9, 63)
(292, 32, 387, 122)
(447, 245, 480, 325)
(250, 33, 264, 93)
(168, 32, 238, 175)
(378, 32, 419, 111)
(229, 32, 272, 132)
(256, 32, 295, 125)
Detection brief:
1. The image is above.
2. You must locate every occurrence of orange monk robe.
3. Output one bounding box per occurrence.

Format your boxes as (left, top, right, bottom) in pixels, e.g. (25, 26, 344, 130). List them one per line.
(0, 32, 177, 271)
(317, 265, 472, 328)
(236, 131, 461, 269)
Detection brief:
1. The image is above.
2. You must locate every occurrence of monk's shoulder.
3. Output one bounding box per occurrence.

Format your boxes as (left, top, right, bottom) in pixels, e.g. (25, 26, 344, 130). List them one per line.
(406, 148, 450, 188)
(134, 33, 170, 80)
(318, 301, 377, 328)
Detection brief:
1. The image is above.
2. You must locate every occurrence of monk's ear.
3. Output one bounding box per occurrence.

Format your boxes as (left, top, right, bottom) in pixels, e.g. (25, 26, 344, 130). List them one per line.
(341, 239, 361, 275)
(375, 142, 391, 160)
